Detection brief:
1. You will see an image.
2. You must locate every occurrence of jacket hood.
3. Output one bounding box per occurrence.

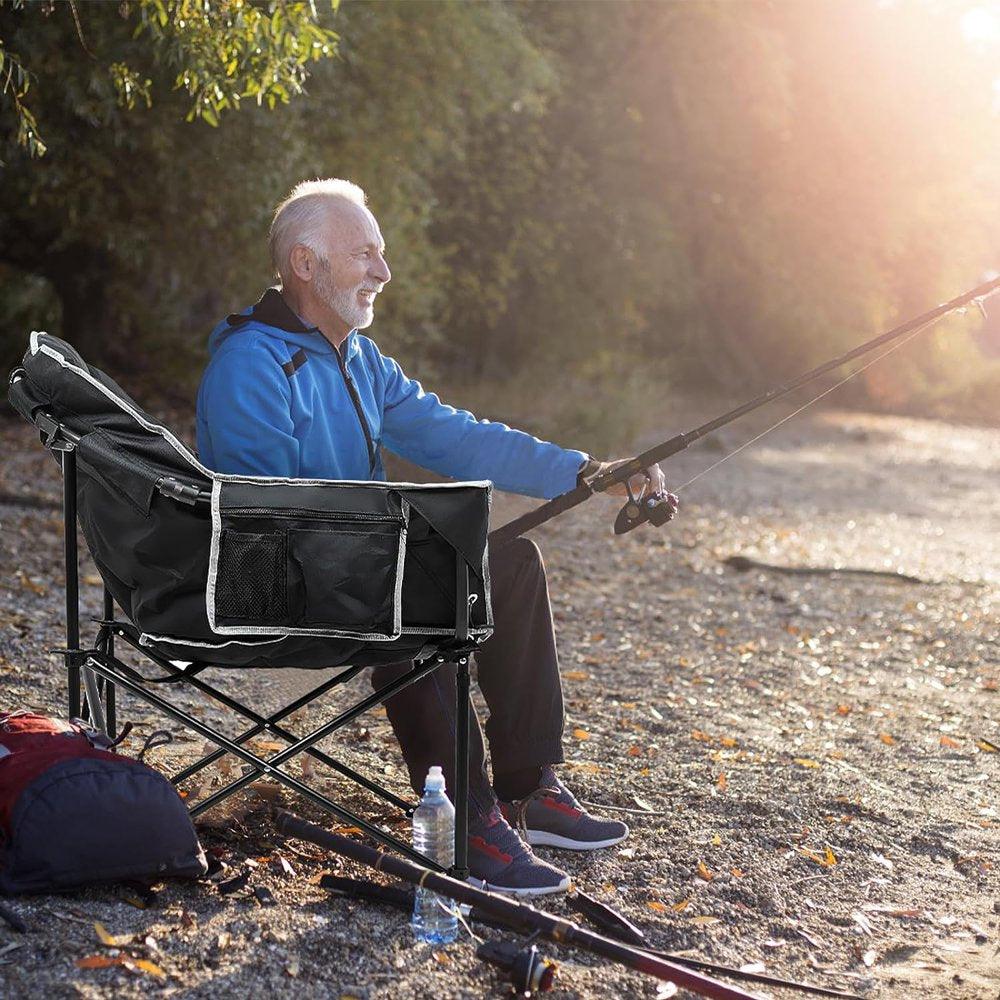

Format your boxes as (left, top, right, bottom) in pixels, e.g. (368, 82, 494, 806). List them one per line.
(208, 288, 360, 360)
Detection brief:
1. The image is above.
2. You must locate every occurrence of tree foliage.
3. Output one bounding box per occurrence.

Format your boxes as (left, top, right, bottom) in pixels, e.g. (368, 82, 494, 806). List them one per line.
(1, 0, 998, 425)
(0, 0, 339, 156)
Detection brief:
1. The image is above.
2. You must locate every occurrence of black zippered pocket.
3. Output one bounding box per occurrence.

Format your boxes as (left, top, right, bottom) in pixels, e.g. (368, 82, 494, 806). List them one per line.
(211, 505, 406, 636)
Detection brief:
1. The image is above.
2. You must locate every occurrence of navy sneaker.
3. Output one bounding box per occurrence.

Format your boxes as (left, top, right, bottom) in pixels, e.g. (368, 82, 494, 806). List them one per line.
(467, 804, 570, 896)
(500, 766, 629, 850)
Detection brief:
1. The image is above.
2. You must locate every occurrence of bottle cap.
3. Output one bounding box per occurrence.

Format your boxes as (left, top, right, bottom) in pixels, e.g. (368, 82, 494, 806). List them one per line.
(424, 765, 446, 792)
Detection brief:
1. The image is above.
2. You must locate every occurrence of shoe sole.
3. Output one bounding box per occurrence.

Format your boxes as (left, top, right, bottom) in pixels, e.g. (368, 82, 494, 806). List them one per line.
(467, 874, 571, 897)
(525, 829, 629, 851)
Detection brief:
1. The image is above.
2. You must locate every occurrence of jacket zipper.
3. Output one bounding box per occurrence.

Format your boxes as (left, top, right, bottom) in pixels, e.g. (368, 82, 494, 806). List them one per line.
(334, 346, 378, 476)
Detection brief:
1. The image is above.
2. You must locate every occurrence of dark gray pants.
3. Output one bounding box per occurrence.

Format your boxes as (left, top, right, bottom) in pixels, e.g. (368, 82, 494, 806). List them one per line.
(370, 537, 565, 817)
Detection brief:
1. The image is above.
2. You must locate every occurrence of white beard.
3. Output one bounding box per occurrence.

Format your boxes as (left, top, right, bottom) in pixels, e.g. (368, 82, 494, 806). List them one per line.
(315, 259, 375, 331)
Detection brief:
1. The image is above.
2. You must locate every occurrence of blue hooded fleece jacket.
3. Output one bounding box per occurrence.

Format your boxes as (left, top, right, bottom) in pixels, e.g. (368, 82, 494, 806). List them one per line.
(196, 289, 587, 499)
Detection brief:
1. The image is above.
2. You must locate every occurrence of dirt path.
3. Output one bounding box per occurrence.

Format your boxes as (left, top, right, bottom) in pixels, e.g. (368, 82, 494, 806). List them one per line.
(0, 405, 997, 999)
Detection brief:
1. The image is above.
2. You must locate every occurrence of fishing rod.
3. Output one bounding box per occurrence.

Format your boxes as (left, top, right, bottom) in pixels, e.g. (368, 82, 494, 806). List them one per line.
(490, 274, 1000, 546)
(317, 874, 862, 999)
(275, 809, 763, 1000)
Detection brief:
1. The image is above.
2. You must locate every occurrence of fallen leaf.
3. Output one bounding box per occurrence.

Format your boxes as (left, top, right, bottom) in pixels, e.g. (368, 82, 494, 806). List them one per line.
(710, 833, 722, 847)
(94, 921, 130, 947)
(671, 899, 690, 912)
(939, 735, 961, 749)
(690, 915, 721, 925)
(794, 758, 821, 769)
(696, 860, 714, 882)
(716, 773, 728, 792)
(647, 900, 667, 913)
(720, 736, 738, 748)
(253, 886, 276, 906)
(433, 951, 451, 965)
(798, 846, 837, 868)
(132, 958, 167, 979)
(879, 732, 896, 746)
(77, 955, 124, 970)
(975, 739, 997, 753)
(573, 728, 590, 741)
(627, 745, 642, 756)
(690, 730, 713, 743)
(730, 867, 745, 878)
(217, 871, 250, 896)
(563, 670, 589, 681)
(16, 571, 46, 596)
(836, 704, 851, 715)
(564, 761, 602, 774)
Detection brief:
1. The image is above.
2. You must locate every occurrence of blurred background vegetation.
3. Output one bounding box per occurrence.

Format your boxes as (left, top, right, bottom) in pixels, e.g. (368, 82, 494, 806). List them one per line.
(2, 0, 999, 455)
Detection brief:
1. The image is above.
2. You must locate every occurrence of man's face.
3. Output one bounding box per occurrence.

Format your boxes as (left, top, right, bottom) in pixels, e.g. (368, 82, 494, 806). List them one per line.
(311, 201, 391, 334)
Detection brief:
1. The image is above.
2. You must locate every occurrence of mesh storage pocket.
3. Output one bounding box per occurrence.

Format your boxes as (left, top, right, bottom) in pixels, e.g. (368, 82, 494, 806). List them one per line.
(214, 529, 287, 624)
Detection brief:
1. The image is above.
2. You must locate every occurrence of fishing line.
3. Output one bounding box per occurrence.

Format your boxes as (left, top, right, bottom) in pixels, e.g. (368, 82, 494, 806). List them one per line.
(672, 313, 945, 493)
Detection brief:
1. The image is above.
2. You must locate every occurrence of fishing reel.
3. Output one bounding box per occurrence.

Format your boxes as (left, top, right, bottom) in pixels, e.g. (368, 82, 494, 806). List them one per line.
(476, 938, 558, 995)
(613, 474, 680, 535)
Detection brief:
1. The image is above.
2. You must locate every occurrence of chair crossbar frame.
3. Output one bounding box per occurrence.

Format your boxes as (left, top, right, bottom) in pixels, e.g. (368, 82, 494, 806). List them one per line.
(103, 624, 412, 813)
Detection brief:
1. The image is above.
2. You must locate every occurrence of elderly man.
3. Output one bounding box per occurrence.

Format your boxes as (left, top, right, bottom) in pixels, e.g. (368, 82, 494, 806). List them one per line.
(197, 179, 665, 895)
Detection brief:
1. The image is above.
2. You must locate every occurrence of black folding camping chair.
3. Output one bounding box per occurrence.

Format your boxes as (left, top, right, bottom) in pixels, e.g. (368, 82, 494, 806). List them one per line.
(6, 332, 494, 876)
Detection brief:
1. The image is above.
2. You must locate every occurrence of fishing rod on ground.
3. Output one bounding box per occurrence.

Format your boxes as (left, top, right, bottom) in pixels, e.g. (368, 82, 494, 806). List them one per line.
(489, 274, 1000, 546)
(275, 809, 763, 1000)
(316, 873, 863, 999)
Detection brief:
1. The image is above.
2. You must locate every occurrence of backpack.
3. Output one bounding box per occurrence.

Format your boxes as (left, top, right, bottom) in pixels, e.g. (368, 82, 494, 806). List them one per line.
(0, 711, 207, 893)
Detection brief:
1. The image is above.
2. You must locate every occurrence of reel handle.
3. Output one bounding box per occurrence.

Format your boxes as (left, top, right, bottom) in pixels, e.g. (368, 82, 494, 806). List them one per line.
(614, 488, 679, 535)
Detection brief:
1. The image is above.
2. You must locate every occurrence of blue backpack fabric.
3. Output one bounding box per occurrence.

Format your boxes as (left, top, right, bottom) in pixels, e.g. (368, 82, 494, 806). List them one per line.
(0, 711, 207, 893)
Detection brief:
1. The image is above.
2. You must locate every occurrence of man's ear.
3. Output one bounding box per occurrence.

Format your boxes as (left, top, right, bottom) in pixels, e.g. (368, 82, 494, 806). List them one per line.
(289, 244, 315, 283)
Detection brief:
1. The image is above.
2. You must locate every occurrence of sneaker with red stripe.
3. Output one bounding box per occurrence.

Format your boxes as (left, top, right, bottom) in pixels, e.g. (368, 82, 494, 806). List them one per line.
(467, 804, 570, 896)
(500, 766, 629, 851)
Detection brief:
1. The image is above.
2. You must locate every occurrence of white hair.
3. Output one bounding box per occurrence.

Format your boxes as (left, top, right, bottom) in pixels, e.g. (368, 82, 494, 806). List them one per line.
(268, 178, 367, 282)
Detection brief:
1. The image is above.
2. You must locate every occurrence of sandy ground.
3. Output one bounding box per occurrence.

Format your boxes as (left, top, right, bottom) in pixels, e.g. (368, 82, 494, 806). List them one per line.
(0, 402, 997, 999)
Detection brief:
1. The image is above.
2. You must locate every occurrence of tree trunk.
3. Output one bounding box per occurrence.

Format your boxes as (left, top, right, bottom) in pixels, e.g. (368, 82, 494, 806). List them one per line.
(43, 246, 112, 364)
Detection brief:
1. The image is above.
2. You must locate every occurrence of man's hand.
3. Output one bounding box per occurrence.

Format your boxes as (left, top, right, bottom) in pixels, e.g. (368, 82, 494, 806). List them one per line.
(579, 457, 667, 497)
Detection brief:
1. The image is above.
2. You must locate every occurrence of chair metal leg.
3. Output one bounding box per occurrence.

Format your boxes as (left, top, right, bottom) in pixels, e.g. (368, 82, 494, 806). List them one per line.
(81, 667, 108, 734)
(451, 654, 471, 880)
(102, 590, 117, 737)
(62, 450, 82, 719)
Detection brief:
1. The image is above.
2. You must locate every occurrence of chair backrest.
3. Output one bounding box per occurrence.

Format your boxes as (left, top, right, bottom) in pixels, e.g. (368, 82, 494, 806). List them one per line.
(8, 333, 492, 669)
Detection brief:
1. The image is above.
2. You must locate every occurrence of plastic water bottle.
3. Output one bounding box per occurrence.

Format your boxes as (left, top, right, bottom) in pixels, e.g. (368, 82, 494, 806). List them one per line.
(411, 765, 458, 944)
